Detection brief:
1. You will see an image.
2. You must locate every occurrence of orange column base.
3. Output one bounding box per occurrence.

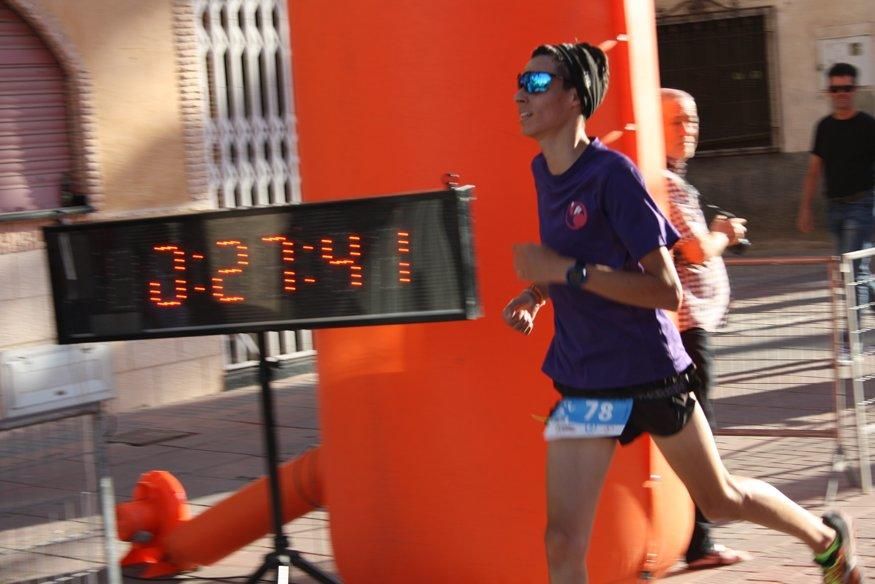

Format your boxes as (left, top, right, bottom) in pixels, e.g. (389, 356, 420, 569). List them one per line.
(116, 470, 190, 578)
(116, 447, 325, 577)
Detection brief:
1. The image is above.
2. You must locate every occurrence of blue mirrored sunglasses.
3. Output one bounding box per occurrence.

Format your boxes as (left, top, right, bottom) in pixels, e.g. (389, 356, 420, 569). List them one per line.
(517, 71, 562, 94)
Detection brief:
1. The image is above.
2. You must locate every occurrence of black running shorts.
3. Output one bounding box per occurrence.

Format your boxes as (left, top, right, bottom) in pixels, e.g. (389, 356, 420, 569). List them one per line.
(617, 391, 698, 445)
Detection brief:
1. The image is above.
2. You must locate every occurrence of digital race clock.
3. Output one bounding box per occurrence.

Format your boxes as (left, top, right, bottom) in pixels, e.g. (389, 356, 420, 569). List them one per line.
(44, 188, 480, 343)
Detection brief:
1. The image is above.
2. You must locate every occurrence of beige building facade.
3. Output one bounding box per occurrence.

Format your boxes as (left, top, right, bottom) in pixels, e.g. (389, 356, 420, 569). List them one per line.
(0, 0, 223, 412)
(654, 0, 873, 237)
(655, 0, 874, 152)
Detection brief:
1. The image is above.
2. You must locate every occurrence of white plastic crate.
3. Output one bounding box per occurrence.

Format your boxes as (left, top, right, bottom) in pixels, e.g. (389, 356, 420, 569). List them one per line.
(0, 344, 114, 422)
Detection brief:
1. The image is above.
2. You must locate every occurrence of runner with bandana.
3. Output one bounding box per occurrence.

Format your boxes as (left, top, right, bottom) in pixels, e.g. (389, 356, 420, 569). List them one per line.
(503, 41, 863, 584)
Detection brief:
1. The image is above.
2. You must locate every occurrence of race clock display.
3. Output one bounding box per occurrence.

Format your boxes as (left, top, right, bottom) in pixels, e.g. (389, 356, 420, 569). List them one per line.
(44, 188, 480, 343)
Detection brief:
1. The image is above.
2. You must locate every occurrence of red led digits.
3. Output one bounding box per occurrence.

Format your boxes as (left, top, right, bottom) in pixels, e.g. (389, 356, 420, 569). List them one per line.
(319, 235, 363, 287)
(301, 243, 317, 283)
(398, 231, 412, 283)
(191, 253, 207, 292)
(212, 240, 247, 303)
(349, 236, 363, 287)
(147, 228, 403, 309)
(262, 236, 297, 292)
(148, 245, 187, 307)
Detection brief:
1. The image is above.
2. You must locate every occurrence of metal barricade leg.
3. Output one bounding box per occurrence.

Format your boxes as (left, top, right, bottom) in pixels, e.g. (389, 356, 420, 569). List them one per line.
(827, 259, 851, 502)
(841, 250, 873, 493)
(95, 409, 122, 584)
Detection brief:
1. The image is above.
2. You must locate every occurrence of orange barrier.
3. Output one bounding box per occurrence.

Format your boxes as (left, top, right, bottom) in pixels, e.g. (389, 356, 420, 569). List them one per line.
(288, 0, 693, 582)
(116, 448, 323, 576)
(117, 471, 190, 578)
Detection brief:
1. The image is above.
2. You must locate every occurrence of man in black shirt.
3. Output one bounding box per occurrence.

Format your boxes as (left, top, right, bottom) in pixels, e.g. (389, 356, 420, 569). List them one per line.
(797, 62, 875, 307)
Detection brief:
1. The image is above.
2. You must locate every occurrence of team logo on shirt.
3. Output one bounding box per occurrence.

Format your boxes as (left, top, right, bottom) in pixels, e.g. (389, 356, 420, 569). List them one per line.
(565, 201, 588, 230)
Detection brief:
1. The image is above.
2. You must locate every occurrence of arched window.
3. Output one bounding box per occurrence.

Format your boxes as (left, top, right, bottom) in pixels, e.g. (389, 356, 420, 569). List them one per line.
(0, 1, 73, 212)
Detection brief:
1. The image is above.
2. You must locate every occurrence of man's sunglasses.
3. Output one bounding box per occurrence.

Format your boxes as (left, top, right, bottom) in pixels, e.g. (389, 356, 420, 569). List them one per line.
(518, 71, 564, 94)
(828, 85, 856, 94)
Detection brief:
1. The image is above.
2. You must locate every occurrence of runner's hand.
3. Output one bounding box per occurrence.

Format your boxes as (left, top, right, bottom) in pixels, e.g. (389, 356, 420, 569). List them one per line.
(502, 291, 542, 335)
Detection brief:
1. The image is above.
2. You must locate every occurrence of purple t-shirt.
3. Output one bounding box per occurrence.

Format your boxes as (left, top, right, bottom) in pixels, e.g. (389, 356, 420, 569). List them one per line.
(534, 139, 692, 392)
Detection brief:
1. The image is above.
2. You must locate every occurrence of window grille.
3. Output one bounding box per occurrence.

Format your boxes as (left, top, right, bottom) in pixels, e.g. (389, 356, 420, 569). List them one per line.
(657, 11, 775, 152)
(196, 0, 300, 206)
(195, 0, 313, 368)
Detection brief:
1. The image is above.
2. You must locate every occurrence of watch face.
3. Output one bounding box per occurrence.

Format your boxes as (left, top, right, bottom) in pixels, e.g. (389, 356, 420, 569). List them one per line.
(565, 266, 573, 286)
(566, 263, 585, 287)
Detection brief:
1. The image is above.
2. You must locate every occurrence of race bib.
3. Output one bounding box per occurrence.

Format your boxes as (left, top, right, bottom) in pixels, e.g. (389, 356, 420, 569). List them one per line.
(544, 397, 633, 441)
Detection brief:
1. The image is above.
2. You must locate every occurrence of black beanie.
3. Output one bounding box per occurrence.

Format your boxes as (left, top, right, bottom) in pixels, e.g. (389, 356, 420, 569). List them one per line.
(537, 42, 609, 119)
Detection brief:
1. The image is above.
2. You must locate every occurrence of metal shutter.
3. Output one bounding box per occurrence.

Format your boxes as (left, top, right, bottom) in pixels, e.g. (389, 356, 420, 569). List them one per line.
(0, 3, 71, 213)
(657, 12, 774, 151)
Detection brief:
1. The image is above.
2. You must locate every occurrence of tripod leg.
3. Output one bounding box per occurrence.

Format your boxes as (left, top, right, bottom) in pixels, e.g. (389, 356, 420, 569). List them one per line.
(289, 550, 341, 584)
(250, 333, 341, 584)
(278, 564, 290, 584)
(246, 559, 272, 584)
(246, 552, 293, 584)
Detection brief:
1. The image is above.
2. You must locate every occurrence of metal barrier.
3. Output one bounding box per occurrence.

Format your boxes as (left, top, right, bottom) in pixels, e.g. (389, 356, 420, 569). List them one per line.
(0, 406, 119, 584)
(840, 248, 875, 493)
(0, 345, 120, 583)
(714, 256, 851, 501)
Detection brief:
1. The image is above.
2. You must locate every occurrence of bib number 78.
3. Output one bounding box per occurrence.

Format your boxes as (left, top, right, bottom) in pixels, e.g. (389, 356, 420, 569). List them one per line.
(544, 396, 633, 441)
(584, 400, 615, 422)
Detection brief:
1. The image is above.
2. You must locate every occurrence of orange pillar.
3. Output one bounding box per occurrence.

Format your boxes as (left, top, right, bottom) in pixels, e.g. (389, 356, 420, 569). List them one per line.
(288, 1, 692, 582)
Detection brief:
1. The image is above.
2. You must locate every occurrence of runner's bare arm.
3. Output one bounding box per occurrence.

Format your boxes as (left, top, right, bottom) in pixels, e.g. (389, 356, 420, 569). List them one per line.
(512, 243, 682, 310)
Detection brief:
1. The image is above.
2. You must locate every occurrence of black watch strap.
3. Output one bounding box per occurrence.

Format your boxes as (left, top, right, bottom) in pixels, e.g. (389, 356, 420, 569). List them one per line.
(565, 260, 588, 288)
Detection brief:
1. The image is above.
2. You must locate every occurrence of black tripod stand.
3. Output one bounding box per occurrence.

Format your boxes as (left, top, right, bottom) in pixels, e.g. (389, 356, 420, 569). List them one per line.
(247, 331, 341, 584)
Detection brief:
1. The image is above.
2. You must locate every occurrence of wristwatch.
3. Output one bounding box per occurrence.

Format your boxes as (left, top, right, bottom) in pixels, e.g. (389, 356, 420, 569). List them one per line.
(565, 260, 589, 288)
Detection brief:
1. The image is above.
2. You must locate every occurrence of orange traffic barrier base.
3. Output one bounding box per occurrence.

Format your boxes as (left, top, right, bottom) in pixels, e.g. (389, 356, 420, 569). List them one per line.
(116, 470, 190, 578)
(116, 448, 325, 578)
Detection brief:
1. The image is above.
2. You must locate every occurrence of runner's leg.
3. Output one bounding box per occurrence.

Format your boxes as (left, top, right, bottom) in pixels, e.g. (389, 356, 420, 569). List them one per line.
(652, 402, 835, 552)
(545, 437, 616, 584)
